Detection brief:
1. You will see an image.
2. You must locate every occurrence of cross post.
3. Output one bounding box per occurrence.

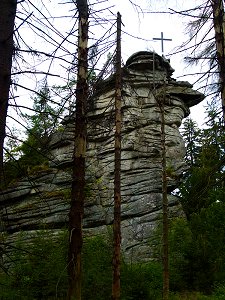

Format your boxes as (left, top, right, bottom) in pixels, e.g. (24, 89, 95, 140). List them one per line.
(153, 32, 172, 54)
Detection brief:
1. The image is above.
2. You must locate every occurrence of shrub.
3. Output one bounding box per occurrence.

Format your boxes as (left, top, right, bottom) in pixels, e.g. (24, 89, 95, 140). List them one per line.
(1, 232, 164, 299)
(82, 235, 112, 300)
(0, 230, 68, 300)
(212, 284, 225, 300)
(121, 261, 163, 300)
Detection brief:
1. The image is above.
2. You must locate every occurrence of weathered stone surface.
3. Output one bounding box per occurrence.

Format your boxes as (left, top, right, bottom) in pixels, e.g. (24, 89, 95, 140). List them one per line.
(0, 51, 204, 262)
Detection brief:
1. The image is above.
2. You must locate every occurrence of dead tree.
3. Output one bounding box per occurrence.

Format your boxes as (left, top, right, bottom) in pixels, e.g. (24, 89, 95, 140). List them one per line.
(67, 0, 88, 299)
(211, 0, 225, 120)
(0, 0, 17, 186)
(112, 12, 122, 300)
(156, 81, 169, 300)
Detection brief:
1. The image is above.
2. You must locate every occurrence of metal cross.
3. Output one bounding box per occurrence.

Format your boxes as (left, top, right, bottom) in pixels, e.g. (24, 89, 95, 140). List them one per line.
(153, 32, 172, 54)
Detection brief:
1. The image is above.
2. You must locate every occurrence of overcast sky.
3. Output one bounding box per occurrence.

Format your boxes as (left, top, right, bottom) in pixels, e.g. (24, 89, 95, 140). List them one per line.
(109, 0, 209, 126)
(13, 0, 210, 129)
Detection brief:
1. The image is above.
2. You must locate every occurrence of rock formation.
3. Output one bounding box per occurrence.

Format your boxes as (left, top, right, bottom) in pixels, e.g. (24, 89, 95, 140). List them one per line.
(0, 51, 204, 262)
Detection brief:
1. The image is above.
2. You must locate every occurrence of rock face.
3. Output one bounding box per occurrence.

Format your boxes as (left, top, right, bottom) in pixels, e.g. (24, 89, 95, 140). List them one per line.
(0, 51, 204, 262)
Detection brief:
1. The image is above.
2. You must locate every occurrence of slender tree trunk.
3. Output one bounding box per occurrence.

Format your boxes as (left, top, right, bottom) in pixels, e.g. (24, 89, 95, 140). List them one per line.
(0, 0, 17, 187)
(112, 12, 122, 300)
(67, 1, 88, 299)
(211, 0, 225, 120)
(157, 82, 169, 300)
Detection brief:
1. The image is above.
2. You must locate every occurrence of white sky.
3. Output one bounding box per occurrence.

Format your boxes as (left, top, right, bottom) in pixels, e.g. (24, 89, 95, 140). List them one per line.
(11, 0, 211, 131)
(110, 0, 209, 126)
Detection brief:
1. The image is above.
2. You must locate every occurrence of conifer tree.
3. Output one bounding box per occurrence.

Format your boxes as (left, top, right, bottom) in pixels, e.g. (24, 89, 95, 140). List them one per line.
(0, 0, 17, 187)
(179, 104, 225, 219)
(68, 1, 88, 299)
(211, 0, 225, 120)
(112, 12, 122, 300)
(18, 85, 62, 168)
(181, 118, 202, 168)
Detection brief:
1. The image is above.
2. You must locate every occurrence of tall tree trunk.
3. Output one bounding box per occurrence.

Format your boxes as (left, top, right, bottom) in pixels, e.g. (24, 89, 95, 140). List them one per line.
(211, 0, 225, 120)
(112, 12, 122, 300)
(67, 1, 88, 299)
(157, 82, 169, 300)
(0, 0, 17, 187)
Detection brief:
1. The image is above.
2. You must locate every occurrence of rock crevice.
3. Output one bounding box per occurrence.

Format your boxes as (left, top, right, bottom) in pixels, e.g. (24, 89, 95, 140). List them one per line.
(0, 51, 204, 261)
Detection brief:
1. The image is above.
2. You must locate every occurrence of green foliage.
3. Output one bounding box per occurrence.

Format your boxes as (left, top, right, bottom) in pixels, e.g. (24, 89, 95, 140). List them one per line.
(168, 218, 193, 291)
(178, 165, 219, 218)
(83, 236, 163, 300)
(213, 284, 225, 300)
(1, 159, 23, 188)
(179, 104, 225, 219)
(121, 261, 163, 300)
(181, 118, 202, 168)
(149, 217, 194, 292)
(2, 85, 64, 186)
(168, 203, 225, 293)
(169, 291, 212, 299)
(19, 85, 62, 167)
(168, 285, 225, 300)
(151, 202, 225, 295)
(189, 203, 225, 289)
(27, 162, 50, 175)
(169, 102, 225, 294)
(4, 127, 22, 162)
(1, 232, 164, 300)
(0, 230, 68, 300)
(82, 236, 112, 300)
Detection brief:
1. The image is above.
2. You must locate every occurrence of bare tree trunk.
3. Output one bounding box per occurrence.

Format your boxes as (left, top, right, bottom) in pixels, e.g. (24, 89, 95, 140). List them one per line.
(67, 1, 88, 299)
(157, 82, 169, 300)
(0, 0, 17, 187)
(112, 12, 122, 300)
(211, 0, 225, 120)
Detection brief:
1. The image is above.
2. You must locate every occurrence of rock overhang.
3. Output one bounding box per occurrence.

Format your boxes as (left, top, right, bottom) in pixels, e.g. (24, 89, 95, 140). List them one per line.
(92, 51, 205, 112)
(0, 50, 205, 262)
(125, 50, 174, 76)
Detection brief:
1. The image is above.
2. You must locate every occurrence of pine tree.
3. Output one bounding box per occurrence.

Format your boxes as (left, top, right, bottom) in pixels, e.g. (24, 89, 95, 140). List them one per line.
(211, 0, 225, 120)
(2, 85, 62, 185)
(181, 118, 202, 169)
(18, 85, 62, 168)
(0, 0, 17, 187)
(112, 12, 122, 300)
(68, 1, 89, 299)
(179, 104, 225, 219)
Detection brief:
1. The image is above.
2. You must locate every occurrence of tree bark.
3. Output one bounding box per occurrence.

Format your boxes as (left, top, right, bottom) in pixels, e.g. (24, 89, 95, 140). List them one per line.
(112, 12, 122, 300)
(211, 0, 225, 120)
(157, 82, 169, 300)
(67, 1, 88, 299)
(0, 0, 17, 187)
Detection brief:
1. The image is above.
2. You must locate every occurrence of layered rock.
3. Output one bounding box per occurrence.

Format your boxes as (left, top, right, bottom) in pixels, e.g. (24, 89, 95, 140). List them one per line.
(0, 51, 204, 261)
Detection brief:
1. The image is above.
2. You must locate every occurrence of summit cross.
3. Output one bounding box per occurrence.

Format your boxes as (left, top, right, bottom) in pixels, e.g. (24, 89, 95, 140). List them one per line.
(153, 32, 172, 54)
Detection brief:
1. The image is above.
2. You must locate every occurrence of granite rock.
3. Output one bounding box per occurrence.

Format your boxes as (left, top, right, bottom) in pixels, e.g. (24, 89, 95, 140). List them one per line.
(0, 51, 204, 262)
